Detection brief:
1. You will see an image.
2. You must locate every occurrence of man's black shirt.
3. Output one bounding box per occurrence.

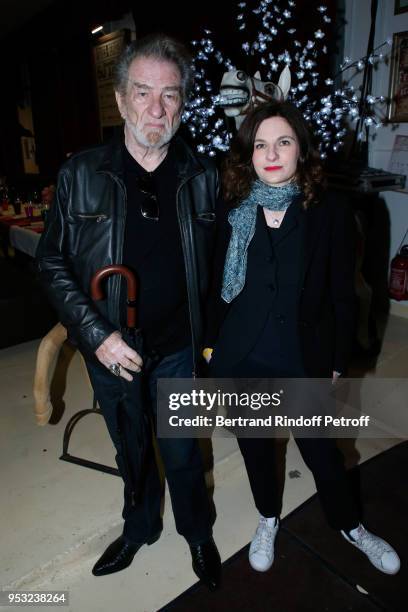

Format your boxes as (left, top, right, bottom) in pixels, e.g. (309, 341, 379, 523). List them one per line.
(121, 142, 191, 356)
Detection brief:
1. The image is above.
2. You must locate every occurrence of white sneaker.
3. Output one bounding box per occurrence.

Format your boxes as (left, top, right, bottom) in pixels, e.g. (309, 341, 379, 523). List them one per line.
(341, 524, 400, 575)
(249, 516, 279, 572)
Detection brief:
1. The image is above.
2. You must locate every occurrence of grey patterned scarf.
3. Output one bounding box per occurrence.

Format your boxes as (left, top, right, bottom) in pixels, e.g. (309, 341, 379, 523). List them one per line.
(221, 179, 302, 303)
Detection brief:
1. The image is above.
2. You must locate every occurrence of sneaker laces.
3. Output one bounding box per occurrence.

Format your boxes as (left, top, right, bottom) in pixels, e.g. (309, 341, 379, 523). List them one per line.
(354, 527, 390, 557)
(252, 519, 276, 555)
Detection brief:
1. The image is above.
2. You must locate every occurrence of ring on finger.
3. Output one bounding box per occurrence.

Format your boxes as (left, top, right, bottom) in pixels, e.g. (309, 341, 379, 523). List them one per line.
(109, 363, 121, 377)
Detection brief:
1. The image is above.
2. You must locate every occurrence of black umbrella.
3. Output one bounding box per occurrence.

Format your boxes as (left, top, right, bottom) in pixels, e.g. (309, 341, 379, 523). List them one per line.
(91, 265, 151, 507)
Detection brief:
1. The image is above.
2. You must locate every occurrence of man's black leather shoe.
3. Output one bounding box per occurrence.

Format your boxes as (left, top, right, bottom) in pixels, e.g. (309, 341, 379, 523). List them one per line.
(190, 538, 221, 591)
(92, 533, 160, 576)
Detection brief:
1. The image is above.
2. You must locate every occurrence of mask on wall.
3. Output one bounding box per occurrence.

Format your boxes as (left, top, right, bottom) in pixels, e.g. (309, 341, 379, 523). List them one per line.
(216, 66, 291, 129)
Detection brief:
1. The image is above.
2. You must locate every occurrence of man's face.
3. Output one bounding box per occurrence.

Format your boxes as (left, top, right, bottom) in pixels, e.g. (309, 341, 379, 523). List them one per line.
(116, 56, 183, 149)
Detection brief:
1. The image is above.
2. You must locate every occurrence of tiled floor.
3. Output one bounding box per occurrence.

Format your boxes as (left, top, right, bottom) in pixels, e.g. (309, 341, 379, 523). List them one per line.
(0, 314, 407, 611)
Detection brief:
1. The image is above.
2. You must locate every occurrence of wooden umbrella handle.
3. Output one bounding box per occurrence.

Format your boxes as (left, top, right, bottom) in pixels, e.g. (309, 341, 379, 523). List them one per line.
(90, 265, 137, 328)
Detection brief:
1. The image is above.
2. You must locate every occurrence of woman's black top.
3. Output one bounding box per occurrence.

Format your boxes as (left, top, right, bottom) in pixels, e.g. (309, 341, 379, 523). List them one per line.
(206, 189, 357, 378)
(208, 197, 305, 375)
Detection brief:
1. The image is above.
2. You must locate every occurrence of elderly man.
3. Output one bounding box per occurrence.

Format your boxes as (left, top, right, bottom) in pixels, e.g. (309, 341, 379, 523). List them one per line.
(37, 34, 221, 590)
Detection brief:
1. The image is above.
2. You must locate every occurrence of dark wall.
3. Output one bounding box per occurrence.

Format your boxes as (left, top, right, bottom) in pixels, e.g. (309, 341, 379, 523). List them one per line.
(0, 0, 131, 181)
(0, 64, 25, 178)
(29, 33, 100, 177)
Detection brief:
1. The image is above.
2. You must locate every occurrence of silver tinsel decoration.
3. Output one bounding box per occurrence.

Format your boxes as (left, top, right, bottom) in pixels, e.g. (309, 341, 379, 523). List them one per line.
(183, 0, 392, 157)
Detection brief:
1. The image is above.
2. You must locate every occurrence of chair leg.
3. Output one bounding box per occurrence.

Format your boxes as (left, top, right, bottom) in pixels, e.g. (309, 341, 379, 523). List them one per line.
(60, 396, 120, 476)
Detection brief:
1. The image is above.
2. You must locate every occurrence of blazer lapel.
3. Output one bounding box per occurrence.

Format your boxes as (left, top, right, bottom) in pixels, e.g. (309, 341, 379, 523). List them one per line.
(271, 196, 301, 246)
(251, 207, 274, 258)
(299, 201, 326, 289)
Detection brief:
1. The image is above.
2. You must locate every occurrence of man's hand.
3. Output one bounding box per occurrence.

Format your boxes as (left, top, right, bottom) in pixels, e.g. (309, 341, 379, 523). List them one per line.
(95, 331, 143, 381)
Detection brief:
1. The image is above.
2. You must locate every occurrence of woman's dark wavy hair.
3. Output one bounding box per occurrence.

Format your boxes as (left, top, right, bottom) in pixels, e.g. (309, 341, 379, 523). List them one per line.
(222, 100, 324, 208)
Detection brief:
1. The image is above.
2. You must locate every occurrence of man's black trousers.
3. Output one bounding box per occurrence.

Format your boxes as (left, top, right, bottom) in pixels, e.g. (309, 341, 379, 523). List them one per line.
(86, 346, 213, 545)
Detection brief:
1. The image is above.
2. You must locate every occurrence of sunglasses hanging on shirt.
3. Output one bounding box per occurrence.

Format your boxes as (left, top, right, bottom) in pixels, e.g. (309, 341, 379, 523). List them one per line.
(136, 174, 159, 221)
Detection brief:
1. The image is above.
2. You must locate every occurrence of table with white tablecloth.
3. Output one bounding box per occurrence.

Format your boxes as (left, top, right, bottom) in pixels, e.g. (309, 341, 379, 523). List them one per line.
(9, 224, 42, 257)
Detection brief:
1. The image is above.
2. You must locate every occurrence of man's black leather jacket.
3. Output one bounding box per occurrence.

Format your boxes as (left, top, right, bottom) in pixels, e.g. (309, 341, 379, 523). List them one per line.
(37, 135, 218, 374)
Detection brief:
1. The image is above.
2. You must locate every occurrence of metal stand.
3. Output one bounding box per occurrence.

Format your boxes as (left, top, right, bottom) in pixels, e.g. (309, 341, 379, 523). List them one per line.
(60, 395, 120, 476)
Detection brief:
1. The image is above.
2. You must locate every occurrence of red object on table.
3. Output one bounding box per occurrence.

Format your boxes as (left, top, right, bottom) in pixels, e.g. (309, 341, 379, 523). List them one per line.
(0, 216, 42, 228)
(1, 216, 27, 226)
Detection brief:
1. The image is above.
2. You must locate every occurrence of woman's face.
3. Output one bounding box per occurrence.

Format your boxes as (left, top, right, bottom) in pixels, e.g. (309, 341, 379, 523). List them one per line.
(252, 116, 300, 187)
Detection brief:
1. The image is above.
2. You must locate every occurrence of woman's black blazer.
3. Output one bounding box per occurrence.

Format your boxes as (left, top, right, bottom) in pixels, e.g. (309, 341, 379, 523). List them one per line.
(206, 189, 357, 378)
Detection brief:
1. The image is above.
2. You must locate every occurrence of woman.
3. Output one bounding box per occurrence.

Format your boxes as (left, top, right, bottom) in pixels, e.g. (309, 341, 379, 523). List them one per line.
(205, 100, 400, 575)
